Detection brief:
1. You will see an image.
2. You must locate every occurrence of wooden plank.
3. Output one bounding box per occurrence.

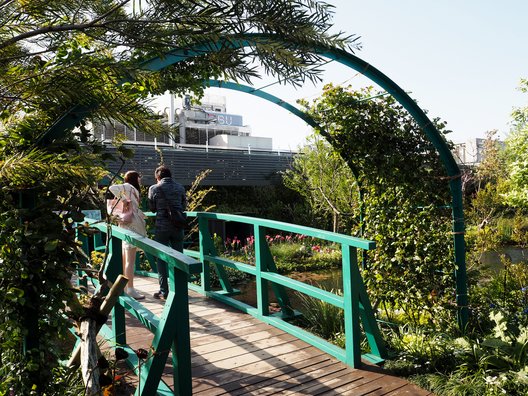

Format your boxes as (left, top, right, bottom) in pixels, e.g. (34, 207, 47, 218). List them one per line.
(315, 367, 386, 395)
(196, 355, 335, 396)
(267, 364, 354, 395)
(192, 333, 298, 367)
(108, 275, 432, 396)
(347, 373, 410, 396)
(191, 348, 329, 394)
(189, 316, 261, 338)
(303, 370, 375, 396)
(244, 362, 352, 396)
(191, 322, 284, 348)
(191, 326, 289, 354)
(193, 339, 313, 377)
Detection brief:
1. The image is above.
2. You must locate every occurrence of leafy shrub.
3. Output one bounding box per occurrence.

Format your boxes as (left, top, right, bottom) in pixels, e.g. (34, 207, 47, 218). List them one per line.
(0, 351, 84, 395)
(384, 325, 460, 376)
(296, 289, 344, 340)
(412, 311, 528, 396)
(468, 262, 528, 333)
(411, 370, 488, 396)
(207, 264, 251, 288)
(363, 198, 456, 329)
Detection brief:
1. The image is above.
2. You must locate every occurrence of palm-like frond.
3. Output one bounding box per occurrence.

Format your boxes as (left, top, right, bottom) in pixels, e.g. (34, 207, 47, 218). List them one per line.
(0, 148, 106, 190)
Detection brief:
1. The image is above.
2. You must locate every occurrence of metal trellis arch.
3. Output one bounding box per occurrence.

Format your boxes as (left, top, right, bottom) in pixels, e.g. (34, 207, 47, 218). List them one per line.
(39, 33, 468, 331)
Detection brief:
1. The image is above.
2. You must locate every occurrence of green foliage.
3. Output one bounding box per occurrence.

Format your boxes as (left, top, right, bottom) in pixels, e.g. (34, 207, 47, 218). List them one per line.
(299, 84, 451, 198)
(412, 311, 528, 396)
(502, 80, 528, 209)
(283, 133, 359, 233)
(297, 289, 344, 341)
(0, 144, 106, 392)
(384, 326, 460, 376)
(411, 370, 488, 396)
(294, 84, 456, 329)
(206, 185, 311, 225)
(363, 194, 456, 328)
(217, 233, 342, 274)
(271, 242, 342, 272)
(468, 262, 528, 334)
(464, 131, 512, 270)
(1, 0, 356, 134)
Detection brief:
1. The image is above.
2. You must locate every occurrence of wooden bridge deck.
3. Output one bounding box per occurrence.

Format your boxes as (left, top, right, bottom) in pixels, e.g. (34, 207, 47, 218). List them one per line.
(112, 275, 433, 395)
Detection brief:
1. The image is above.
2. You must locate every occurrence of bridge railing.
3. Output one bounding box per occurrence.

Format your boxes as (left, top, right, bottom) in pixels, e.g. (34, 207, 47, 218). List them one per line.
(76, 211, 386, 394)
(76, 218, 202, 395)
(184, 212, 387, 367)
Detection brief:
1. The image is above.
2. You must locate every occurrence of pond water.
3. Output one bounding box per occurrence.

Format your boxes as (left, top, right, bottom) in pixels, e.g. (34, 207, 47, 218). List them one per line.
(231, 268, 344, 311)
(480, 247, 528, 271)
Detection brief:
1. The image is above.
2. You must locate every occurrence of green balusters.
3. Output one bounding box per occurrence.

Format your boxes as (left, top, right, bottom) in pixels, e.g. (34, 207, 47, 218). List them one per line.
(254, 225, 270, 317)
(198, 215, 234, 293)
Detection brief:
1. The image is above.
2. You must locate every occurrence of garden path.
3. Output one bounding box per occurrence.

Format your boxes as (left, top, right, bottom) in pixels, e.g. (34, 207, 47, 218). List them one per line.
(108, 275, 434, 395)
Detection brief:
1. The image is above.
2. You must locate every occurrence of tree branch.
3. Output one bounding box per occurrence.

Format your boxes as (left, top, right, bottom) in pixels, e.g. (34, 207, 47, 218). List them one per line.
(0, 0, 131, 50)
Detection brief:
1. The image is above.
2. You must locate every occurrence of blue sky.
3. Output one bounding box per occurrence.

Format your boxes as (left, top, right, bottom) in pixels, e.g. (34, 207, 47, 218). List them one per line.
(167, 1, 528, 150)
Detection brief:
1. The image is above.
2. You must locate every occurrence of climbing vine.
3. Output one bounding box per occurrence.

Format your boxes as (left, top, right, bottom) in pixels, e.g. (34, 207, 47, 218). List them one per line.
(297, 84, 456, 327)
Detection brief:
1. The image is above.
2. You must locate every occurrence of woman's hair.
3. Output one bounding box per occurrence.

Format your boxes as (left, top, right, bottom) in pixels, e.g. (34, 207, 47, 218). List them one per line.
(124, 171, 141, 193)
(155, 165, 171, 179)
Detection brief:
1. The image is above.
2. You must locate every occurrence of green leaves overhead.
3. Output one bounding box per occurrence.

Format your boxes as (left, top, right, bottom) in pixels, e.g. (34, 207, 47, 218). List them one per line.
(291, 84, 455, 327)
(0, 149, 106, 191)
(299, 84, 451, 198)
(0, 0, 358, 149)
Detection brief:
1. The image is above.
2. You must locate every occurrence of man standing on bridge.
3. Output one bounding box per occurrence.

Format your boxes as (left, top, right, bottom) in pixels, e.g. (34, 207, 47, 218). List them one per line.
(148, 165, 187, 300)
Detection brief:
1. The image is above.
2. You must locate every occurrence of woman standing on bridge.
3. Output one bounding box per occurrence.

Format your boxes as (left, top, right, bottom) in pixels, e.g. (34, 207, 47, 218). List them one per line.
(109, 170, 147, 300)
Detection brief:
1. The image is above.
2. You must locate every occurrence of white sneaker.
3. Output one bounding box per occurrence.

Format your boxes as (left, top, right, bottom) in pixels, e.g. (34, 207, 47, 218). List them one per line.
(127, 288, 145, 300)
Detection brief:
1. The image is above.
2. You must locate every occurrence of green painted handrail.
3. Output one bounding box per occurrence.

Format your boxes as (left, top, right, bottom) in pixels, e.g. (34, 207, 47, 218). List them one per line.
(79, 218, 201, 396)
(185, 211, 387, 367)
(188, 211, 375, 250)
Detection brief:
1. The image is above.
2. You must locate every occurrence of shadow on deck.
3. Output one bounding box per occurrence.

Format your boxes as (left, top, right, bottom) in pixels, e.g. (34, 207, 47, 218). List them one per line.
(109, 276, 433, 396)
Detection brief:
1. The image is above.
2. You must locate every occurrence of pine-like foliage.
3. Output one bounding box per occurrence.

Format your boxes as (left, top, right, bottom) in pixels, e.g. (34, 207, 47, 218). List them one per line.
(0, 1, 357, 392)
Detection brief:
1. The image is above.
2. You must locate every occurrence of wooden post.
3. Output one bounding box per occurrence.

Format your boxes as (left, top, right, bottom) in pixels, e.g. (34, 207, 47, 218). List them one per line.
(80, 317, 100, 394)
(69, 275, 129, 367)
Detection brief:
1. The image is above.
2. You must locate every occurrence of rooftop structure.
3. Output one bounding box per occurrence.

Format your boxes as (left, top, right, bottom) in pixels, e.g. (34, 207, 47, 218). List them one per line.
(452, 137, 504, 167)
(93, 94, 273, 152)
(176, 94, 273, 151)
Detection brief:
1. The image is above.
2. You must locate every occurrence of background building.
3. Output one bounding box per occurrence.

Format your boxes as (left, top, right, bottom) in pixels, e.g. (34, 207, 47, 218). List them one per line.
(96, 95, 293, 186)
(452, 137, 505, 167)
(176, 94, 272, 151)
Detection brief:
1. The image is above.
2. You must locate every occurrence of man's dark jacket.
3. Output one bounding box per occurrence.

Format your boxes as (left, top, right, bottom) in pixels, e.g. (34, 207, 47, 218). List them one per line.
(148, 177, 187, 232)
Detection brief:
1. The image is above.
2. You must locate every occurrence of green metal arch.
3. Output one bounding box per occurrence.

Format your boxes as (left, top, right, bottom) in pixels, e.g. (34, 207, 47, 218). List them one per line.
(206, 79, 319, 129)
(144, 35, 467, 329)
(40, 33, 468, 330)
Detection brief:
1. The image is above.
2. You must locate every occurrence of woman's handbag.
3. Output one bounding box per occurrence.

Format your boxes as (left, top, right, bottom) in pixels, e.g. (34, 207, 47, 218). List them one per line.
(106, 198, 134, 224)
(106, 187, 138, 224)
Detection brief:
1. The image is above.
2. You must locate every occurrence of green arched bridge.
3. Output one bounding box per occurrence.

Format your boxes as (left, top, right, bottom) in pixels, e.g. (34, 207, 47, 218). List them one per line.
(73, 212, 433, 395)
